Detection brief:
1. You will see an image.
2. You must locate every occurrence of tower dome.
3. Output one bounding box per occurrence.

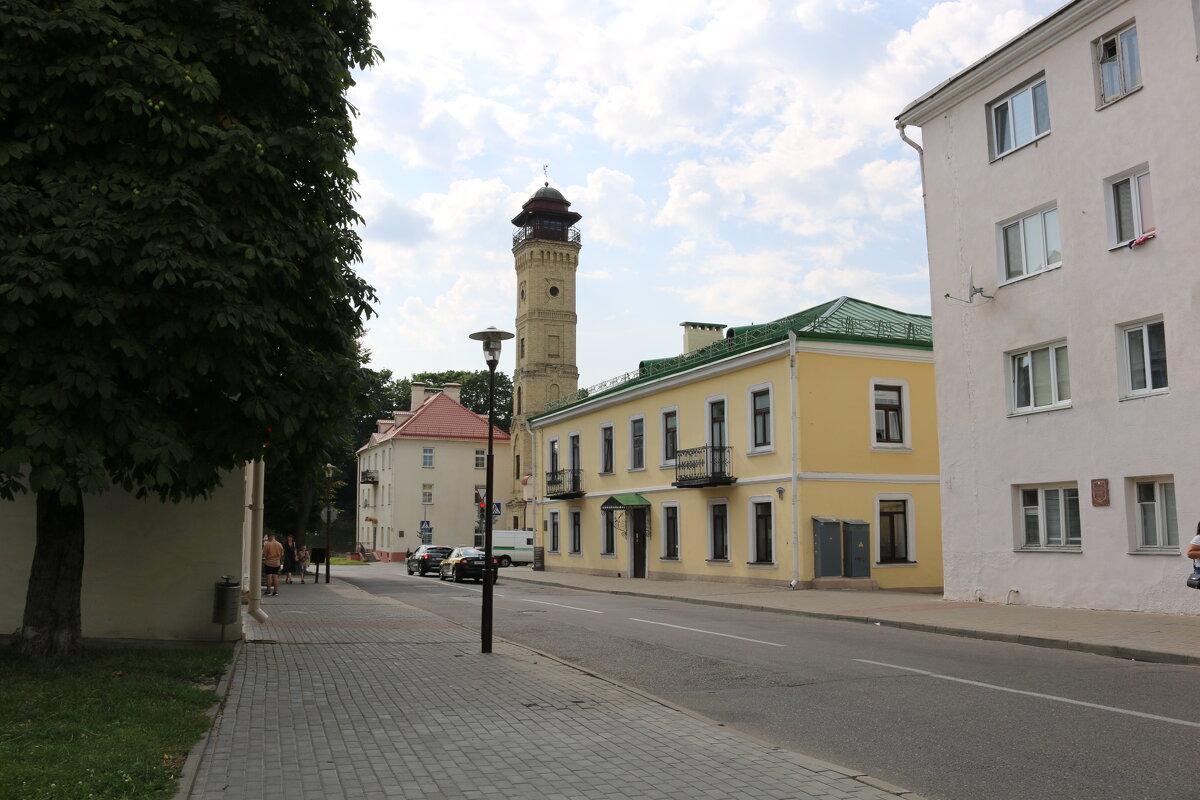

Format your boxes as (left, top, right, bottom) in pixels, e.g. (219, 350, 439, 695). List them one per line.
(531, 183, 567, 202)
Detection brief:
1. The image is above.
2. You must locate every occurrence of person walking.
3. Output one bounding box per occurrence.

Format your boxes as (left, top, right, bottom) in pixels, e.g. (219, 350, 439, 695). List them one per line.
(262, 533, 284, 596)
(298, 545, 311, 583)
(1187, 522, 1200, 560)
(282, 534, 299, 584)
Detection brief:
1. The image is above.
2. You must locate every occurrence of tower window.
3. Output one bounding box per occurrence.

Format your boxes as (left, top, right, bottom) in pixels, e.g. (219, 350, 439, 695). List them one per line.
(549, 286, 560, 297)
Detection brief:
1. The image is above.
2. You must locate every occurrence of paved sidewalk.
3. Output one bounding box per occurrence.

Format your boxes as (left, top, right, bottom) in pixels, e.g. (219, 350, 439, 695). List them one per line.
(185, 578, 919, 800)
(499, 568, 1200, 666)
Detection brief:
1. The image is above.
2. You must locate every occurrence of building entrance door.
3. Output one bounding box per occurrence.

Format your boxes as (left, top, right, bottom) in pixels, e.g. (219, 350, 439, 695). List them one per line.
(631, 509, 648, 578)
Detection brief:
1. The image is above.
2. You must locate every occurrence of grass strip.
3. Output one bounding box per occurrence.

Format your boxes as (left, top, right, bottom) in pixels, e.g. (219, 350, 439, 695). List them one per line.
(0, 644, 232, 800)
(327, 556, 368, 566)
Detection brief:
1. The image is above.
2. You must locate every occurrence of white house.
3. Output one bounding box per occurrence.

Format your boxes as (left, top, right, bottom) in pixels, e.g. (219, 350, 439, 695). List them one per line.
(897, 0, 1199, 612)
(356, 383, 512, 559)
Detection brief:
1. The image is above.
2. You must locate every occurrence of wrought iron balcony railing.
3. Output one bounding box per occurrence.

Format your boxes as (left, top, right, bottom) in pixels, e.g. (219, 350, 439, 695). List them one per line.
(512, 223, 582, 248)
(671, 446, 736, 488)
(360, 469, 379, 485)
(546, 468, 584, 499)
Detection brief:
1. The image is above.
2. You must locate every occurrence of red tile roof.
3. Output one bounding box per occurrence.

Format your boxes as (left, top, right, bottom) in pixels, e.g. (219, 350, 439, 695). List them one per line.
(361, 391, 509, 450)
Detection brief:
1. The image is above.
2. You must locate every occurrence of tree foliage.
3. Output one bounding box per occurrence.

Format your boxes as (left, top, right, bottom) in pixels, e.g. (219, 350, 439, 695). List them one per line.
(0, 1, 379, 656)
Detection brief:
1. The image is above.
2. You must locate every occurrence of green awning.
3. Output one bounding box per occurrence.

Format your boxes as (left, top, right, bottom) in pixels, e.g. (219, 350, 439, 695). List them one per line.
(600, 493, 651, 511)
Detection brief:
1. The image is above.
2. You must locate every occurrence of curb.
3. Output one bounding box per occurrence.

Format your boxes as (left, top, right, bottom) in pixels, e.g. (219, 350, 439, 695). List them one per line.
(173, 639, 243, 800)
(501, 574, 1200, 667)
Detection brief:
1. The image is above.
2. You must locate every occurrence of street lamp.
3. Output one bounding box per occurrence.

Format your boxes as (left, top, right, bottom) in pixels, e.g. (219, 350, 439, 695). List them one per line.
(324, 462, 336, 585)
(468, 326, 513, 654)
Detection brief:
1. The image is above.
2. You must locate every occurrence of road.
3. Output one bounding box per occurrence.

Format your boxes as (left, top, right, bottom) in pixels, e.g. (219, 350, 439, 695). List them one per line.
(338, 566, 1199, 800)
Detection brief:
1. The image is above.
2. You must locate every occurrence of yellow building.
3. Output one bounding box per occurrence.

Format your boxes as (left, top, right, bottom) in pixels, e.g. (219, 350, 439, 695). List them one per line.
(529, 297, 942, 591)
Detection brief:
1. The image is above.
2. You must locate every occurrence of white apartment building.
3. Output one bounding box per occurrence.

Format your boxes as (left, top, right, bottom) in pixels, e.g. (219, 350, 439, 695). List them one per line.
(897, 0, 1199, 612)
(356, 382, 511, 560)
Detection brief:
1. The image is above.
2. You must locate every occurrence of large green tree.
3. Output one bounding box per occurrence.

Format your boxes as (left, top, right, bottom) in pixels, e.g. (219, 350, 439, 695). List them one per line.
(0, 1, 379, 657)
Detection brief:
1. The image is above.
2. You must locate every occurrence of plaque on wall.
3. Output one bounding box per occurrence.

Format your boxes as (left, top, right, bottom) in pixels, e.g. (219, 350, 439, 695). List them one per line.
(1091, 479, 1110, 507)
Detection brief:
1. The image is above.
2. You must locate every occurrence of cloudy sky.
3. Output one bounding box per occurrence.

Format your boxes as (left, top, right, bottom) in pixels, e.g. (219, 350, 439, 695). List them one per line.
(349, 0, 1063, 389)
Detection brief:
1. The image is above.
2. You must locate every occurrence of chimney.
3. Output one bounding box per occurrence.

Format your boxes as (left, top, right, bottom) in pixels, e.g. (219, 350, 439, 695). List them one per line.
(443, 382, 462, 403)
(680, 322, 727, 353)
(409, 382, 427, 411)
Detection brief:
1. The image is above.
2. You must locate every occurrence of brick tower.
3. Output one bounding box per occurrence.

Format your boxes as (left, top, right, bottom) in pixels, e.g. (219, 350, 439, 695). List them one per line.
(508, 184, 581, 527)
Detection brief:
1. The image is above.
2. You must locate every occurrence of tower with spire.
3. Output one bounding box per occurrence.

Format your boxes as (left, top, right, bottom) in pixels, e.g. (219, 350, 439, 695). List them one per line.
(508, 182, 581, 526)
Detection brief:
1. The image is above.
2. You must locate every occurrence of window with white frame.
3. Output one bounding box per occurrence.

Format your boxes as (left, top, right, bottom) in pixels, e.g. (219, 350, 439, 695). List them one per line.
(601, 509, 616, 555)
(1000, 206, 1061, 281)
(421, 484, 434, 505)
(989, 76, 1050, 158)
(569, 510, 581, 554)
(1122, 319, 1167, 396)
(749, 386, 772, 450)
(1096, 23, 1141, 105)
(1106, 168, 1154, 246)
(422, 447, 434, 468)
(870, 379, 911, 448)
(1019, 485, 1081, 549)
(662, 504, 680, 559)
(548, 510, 560, 553)
(877, 497, 914, 563)
(750, 500, 773, 564)
(600, 424, 614, 473)
(1134, 478, 1178, 549)
(662, 408, 678, 464)
(548, 438, 559, 473)
(709, 501, 729, 561)
(629, 416, 645, 470)
(1010, 342, 1070, 412)
(475, 449, 485, 469)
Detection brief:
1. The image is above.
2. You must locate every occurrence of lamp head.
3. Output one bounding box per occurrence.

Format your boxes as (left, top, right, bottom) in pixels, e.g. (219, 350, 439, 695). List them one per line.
(324, 463, 336, 479)
(469, 326, 514, 367)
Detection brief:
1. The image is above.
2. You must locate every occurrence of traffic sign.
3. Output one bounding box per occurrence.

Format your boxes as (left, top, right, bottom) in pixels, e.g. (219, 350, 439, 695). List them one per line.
(492, 502, 502, 517)
(321, 506, 337, 524)
(419, 520, 432, 533)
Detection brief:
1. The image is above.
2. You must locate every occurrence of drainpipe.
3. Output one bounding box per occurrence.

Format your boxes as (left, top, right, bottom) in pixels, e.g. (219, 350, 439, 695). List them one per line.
(789, 331, 800, 589)
(247, 458, 268, 622)
(524, 417, 537, 536)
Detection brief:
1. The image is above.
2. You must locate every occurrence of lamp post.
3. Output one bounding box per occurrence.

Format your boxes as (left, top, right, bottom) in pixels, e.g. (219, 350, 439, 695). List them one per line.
(324, 462, 336, 584)
(468, 326, 513, 654)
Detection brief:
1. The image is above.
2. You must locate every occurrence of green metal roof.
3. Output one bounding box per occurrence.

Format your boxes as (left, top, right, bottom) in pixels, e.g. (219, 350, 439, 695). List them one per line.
(600, 493, 651, 510)
(535, 296, 932, 419)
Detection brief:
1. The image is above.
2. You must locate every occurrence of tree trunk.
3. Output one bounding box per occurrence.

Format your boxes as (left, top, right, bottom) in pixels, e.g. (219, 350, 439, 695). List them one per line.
(16, 487, 85, 658)
(291, 478, 317, 545)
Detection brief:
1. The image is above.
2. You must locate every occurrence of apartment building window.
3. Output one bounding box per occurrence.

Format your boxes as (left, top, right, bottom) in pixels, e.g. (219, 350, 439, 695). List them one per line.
(600, 424, 614, 473)
(475, 449, 486, 469)
(569, 433, 581, 471)
(989, 76, 1050, 158)
(422, 447, 434, 468)
(548, 438, 559, 473)
(1096, 24, 1141, 105)
(1108, 169, 1154, 246)
(1135, 479, 1178, 549)
(1010, 342, 1070, 412)
(421, 484, 434, 505)
(749, 386, 772, 450)
(549, 511, 560, 553)
(601, 509, 616, 555)
(1122, 319, 1167, 396)
(751, 500, 773, 564)
(1019, 485, 1081, 549)
(709, 502, 729, 561)
(1001, 206, 1061, 281)
(629, 416, 645, 470)
(661, 409, 678, 463)
(662, 504, 680, 559)
(873, 384, 904, 444)
(878, 498, 912, 563)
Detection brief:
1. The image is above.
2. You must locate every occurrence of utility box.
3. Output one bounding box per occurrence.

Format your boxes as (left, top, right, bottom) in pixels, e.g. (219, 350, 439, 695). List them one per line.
(841, 520, 871, 578)
(812, 517, 841, 578)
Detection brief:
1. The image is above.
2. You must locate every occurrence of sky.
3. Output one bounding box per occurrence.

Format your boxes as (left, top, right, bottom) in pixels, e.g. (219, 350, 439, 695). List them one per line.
(348, 0, 1064, 390)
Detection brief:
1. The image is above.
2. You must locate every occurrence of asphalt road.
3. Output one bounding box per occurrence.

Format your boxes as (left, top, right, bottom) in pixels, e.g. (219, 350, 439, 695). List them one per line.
(338, 566, 1200, 800)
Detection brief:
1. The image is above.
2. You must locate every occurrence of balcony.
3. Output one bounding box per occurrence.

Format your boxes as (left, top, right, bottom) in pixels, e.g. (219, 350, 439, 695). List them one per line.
(361, 469, 379, 485)
(546, 468, 584, 499)
(671, 446, 736, 488)
(513, 222, 582, 248)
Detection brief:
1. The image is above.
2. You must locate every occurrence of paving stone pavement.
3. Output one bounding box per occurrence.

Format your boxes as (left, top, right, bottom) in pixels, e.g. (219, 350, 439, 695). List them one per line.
(185, 579, 916, 800)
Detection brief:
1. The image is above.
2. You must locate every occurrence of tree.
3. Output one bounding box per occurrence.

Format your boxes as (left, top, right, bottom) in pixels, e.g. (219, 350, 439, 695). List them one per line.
(0, 1, 379, 657)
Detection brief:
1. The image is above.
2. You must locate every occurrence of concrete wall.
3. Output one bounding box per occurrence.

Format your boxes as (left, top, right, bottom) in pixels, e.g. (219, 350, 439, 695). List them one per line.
(1, 469, 248, 641)
(908, 0, 1199, 611)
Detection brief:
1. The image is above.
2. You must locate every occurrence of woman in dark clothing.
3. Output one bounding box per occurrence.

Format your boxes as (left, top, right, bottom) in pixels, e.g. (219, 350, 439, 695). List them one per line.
(282, 534, 299, 584)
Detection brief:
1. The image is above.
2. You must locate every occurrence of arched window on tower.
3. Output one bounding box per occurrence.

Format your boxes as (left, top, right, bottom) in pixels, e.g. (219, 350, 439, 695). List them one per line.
(549, 383, 560, 400)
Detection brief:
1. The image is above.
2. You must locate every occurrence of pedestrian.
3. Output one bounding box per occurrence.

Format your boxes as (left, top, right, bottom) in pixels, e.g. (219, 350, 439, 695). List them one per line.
(262, 533, 284, 596)
(1187, 522, 1200, 560)
(298, 545, 311, 583)
(282, 534, 299, 584)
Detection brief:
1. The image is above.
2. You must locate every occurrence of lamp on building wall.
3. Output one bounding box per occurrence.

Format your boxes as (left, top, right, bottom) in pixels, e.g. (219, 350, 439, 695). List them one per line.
(468, 326, 514, 654)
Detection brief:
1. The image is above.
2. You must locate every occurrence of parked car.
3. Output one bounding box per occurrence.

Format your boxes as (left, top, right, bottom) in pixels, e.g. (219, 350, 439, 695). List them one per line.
(438, 547, 500, 584)
(407, 545, 453, 576)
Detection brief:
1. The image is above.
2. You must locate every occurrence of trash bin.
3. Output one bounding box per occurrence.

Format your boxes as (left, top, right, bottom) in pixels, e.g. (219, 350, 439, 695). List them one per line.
(212, 575, 240, 625)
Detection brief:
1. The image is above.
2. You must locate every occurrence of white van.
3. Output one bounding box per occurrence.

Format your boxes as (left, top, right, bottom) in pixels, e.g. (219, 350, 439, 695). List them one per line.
(473, 529, 535, 567)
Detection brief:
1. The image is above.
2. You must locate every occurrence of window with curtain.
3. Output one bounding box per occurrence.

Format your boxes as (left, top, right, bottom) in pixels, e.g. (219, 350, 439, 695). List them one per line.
(630, 417, 645, 469)
(709, 503, 729, 561)
(752, 389, 771, 448)
(663, 505, 679, 559)
(1020, 485, 1081, 548)
(1097, 24, 1141, 104)
(752, 501, 773, 563)
(1002, 206, 1061, 280)
(1011, 343, 1070, 411)
(990, 76, 1050, 157)
(1123, 320, 1167, 395)
(1111, 170, 1153, 244)
(1136, 479, 1177, 549)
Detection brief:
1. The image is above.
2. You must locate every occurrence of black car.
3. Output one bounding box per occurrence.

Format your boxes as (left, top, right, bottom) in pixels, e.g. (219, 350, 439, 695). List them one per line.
(438, 547, 499, 584)
(407, 545, 452, 576)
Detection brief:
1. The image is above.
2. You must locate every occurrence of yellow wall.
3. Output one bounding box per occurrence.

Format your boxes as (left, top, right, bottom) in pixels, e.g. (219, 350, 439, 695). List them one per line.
(532, 340, 941, 591)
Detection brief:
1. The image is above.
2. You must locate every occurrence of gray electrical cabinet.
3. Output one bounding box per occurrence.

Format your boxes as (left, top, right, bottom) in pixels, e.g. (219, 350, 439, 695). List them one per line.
(812, 516, 841, 578)
(841, 520, 870, 578)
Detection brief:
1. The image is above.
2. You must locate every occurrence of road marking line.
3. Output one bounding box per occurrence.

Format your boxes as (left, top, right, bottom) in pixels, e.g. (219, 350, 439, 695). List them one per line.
(444, 585, 504, 597)
(519, 599, 603, 614)
(629, 618, 785, 647)
(855, 659, 1200, 729)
